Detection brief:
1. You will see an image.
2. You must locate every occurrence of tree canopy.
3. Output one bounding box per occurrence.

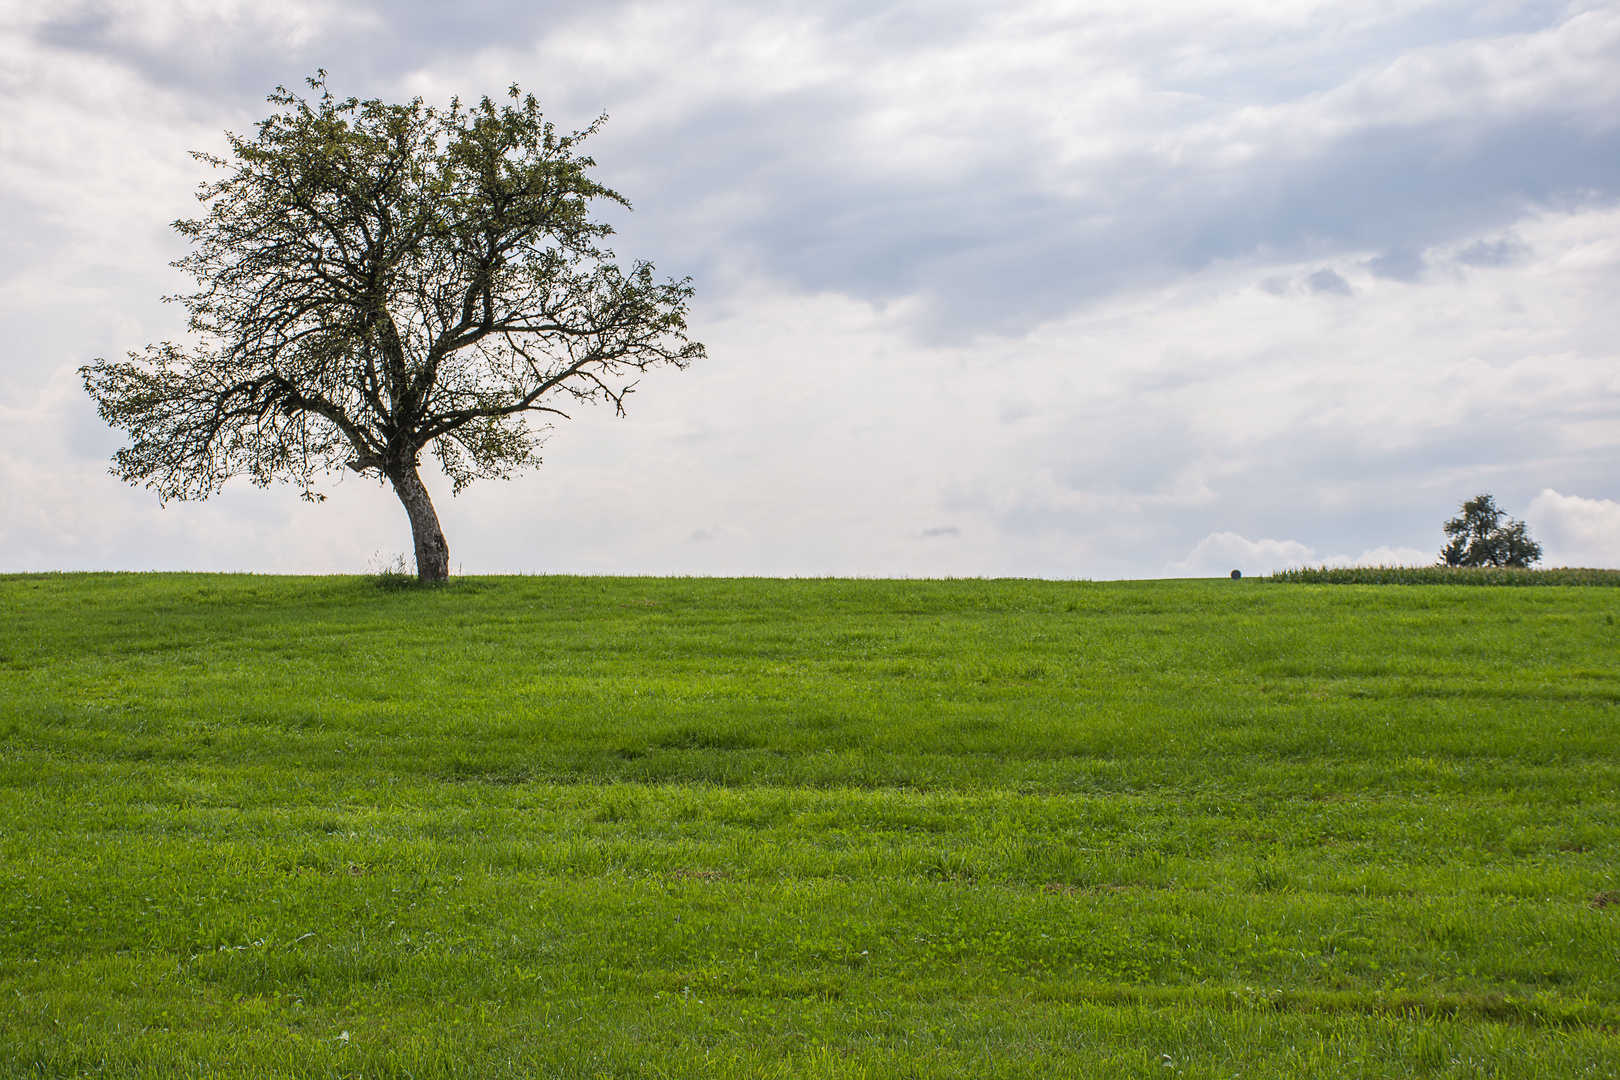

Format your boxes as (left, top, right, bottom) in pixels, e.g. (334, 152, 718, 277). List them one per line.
(1440, 494, 1542, 568)
(82, 74, 703, 580)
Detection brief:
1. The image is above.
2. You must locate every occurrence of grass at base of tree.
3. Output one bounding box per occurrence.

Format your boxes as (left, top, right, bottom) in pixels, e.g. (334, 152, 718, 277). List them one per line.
(1268, 565, 1620, 586)
(2, 572, 1617, 1077)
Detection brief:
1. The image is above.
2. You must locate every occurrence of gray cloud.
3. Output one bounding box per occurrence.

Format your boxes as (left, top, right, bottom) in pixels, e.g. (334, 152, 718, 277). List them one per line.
(1305, 269, 1353, 295)
(1455, 235, 1533, 267)
(23, 1, 1620, 337)
(1365, 250, 1427, 281)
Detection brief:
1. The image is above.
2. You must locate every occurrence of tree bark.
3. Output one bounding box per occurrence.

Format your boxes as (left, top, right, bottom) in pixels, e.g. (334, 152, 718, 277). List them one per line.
(388, 466, 450, 582)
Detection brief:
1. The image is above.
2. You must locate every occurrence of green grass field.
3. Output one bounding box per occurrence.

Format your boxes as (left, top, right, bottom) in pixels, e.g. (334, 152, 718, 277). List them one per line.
(2, 573, 1617, 1078)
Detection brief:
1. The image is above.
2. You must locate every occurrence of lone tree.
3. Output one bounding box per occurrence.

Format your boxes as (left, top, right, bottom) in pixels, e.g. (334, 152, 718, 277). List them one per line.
(82, 75, 703, 581)
(1440, 493, 1542, 568)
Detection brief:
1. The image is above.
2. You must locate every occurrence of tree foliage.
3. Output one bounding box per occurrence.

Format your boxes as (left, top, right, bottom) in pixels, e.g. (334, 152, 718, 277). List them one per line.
(1440, 494, 1542, 568)
(82, 74, 702, 580)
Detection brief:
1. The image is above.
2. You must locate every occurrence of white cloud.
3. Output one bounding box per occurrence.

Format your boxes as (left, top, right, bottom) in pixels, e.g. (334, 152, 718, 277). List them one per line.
(1349, 546, 1433, 568)
(1526, 489, 1620, 567)
(1165, 532, 1318, 577)
(1165, 534, 1434, 578)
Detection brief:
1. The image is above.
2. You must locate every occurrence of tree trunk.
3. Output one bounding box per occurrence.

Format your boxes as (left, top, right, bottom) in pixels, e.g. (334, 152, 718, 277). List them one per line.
(388, 466, 451, 582)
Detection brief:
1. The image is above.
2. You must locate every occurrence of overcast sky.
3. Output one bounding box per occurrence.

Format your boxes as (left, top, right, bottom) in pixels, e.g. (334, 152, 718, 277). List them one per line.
(3, 0, 1618, 577)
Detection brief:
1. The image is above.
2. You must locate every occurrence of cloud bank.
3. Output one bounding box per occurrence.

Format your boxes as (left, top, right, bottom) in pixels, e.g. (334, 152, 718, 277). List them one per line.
(1165, 532, 1432, 578)
(1527, 489, 1620, 567)
(2, 0, 1617, 576)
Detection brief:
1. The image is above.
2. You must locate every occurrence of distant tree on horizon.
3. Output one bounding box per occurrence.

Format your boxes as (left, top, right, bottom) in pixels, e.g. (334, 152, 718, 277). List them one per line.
(82, 73, 702, 582)
(1440, 494, 1542, 568)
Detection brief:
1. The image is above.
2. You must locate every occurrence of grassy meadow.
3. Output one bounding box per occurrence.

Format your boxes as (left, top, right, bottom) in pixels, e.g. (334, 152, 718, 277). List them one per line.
(1, 572, 1617, 1078)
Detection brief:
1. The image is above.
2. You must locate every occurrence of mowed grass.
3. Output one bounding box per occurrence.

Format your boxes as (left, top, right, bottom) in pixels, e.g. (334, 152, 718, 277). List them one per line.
(1, 573, 1617, 1078)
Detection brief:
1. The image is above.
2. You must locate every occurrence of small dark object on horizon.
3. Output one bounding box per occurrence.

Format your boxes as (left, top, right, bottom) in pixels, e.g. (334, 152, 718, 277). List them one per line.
(1231, 570, 1242, 580)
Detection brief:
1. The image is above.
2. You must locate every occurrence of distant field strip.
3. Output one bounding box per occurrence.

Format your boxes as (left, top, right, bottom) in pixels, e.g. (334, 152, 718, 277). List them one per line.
(1268, 566, 1620, 586)
(1, 574, 1616, 1078)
